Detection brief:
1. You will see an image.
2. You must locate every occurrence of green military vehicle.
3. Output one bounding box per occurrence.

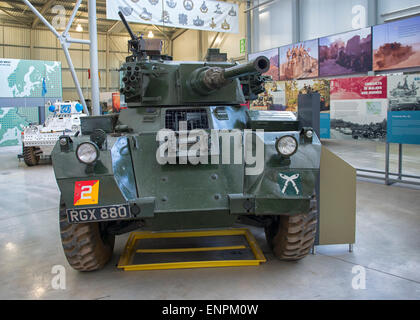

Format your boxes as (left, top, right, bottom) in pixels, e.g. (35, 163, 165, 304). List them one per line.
(51, 12, 321, 271)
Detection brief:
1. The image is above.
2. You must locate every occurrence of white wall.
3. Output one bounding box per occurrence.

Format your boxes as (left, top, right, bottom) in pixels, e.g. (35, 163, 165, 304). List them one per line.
(250, 0, 420, 54)
(377, 0, 420, 23)
(251, 0, 294, 52)
(300, 0, 370, 41)
(173, 30, 198, 61)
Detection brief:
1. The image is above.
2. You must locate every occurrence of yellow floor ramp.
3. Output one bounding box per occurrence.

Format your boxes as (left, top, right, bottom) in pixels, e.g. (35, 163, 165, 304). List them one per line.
(117, 228, 266, 271)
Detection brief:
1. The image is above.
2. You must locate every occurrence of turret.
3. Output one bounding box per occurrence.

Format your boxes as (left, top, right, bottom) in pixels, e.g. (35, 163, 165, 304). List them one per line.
(117, 12, 270, 107)
(188, 56, 269, 95)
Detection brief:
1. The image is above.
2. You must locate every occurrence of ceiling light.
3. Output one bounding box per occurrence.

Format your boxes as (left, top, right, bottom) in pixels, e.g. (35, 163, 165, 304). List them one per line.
(76, 24, 83, 32)
(148, 31, 154, 38)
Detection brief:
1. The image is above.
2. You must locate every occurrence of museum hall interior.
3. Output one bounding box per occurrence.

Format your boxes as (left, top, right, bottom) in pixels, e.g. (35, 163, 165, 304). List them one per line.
(0, 0, 419, 304)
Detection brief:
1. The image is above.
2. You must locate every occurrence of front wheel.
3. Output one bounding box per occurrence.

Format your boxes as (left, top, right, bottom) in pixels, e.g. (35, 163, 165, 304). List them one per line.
(23, 146, 40, 166)
(265, 196, 317, 261)
(59, 203, 115, 271)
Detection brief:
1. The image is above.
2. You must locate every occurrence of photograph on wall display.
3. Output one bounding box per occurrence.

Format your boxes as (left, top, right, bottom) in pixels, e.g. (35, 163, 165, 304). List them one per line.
(387, 74, 420, 145)
(249, 48, 279, 81)
(387, 74, 420, 111)
(319, 27, 372, 77)
(279, 39, 319, 80)
(284, 79, 330, 113)
(373, 15, 420, 71)
(330, 76, 388, 141)
(250, 81, 286, 111)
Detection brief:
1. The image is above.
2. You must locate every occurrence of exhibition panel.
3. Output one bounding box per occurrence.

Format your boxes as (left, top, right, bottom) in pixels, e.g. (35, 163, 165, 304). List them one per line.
(0, 58, 62, 147)
(279, 39, 319, 80)
(319, 27, 372, 77)
(373, 15, 420, 72)
(107, 0, 240, 33)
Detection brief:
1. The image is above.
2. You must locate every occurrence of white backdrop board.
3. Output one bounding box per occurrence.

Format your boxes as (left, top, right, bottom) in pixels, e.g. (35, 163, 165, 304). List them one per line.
(106, 0, 239, 34)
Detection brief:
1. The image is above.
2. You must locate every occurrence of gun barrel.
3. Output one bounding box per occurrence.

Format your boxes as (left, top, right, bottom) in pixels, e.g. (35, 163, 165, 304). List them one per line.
(118, 11, 137, 41)
(224, 56, 270, 80)
(188, 56, 270, 95)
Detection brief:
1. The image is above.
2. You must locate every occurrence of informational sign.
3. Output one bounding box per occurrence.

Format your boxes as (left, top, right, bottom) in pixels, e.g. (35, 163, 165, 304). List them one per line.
(0, 59, 61, 99)
(319, 27, 372, 77)
(240, 38, 246, 54)
(373, 15, 420, 72)
(106, 0, 239, 33)
(330, 76, 388, 141)
(387, 74, 420, 145)
(279, 39, 319, 80)
(320, 113, 330, 139)
(249, 48, 279, 81)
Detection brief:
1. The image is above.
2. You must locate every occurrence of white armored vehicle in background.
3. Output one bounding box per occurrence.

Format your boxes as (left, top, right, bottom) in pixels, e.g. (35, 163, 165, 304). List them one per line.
(21, 101, 87, 166)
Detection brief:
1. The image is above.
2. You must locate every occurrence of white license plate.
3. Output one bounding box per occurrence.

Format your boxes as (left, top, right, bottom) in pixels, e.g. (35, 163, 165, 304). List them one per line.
(66, 204, 131, 223)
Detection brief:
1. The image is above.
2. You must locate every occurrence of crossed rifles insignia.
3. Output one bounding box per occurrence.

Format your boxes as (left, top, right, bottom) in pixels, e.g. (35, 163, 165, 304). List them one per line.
(279, 173, 300, 195)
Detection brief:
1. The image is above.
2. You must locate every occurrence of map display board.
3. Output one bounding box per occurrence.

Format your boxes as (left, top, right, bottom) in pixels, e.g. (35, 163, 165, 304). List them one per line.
(0, 107, 38, 147)
(373, 15, 420, 72)
(330, 76, 388, 141)
(0, 59, 61, 99)
(0, 58, 62, 147)
(279, 39, 319, 80)
(107, 0, 239, 33)
(387, 74, 420, 145)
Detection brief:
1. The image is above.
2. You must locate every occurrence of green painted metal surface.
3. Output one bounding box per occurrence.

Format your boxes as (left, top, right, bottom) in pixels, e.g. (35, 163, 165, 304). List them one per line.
(51, 49, 321, 231)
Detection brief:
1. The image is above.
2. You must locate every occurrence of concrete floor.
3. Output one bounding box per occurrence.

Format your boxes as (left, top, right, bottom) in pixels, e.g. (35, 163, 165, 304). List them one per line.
(0, 144, 419, 300)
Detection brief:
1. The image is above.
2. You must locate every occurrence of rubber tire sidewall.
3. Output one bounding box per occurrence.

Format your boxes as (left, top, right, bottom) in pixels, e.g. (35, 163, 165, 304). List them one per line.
(59, 202, 115, 271)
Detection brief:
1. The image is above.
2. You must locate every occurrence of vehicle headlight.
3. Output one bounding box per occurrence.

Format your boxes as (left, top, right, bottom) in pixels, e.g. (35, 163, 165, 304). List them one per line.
(76, 142, 99, 164)
(275, 135, 298, 157)
(305, 130, 313, 139)
(59, 137, 68, 146)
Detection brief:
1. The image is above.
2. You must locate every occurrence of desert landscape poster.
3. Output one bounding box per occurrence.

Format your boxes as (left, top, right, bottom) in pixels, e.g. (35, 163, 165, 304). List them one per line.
(373, 15, 420, 71)
(279, 39, 319, 80)
(319, 27, 372, 77)
(249, 48, 280, 81)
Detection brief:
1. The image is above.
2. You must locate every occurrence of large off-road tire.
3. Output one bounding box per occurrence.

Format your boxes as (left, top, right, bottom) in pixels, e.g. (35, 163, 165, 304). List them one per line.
(59, 204, 115, 271)
(265, 196, 317, 261)
(23, 146, 40, 166)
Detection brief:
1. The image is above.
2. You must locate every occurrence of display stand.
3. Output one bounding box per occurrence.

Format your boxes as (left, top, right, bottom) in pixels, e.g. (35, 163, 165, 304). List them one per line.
(356, 142, 420, 187)
(316, 146, 356, 252)
(296, 94, 356, 252)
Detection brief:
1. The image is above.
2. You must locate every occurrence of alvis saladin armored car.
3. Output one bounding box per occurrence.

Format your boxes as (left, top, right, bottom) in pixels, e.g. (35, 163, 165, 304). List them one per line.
(21, 101, 86, 166)
(51, 12, 321, 271)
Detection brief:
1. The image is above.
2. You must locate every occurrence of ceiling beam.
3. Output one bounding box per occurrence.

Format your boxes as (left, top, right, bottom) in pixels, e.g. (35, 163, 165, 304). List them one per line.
(31, 0, 55, 28)
(0, 8, 28, 25)
(152, 24, 171, 41)
(107, 21, 121, 34)
(171, 28, 188, 41)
